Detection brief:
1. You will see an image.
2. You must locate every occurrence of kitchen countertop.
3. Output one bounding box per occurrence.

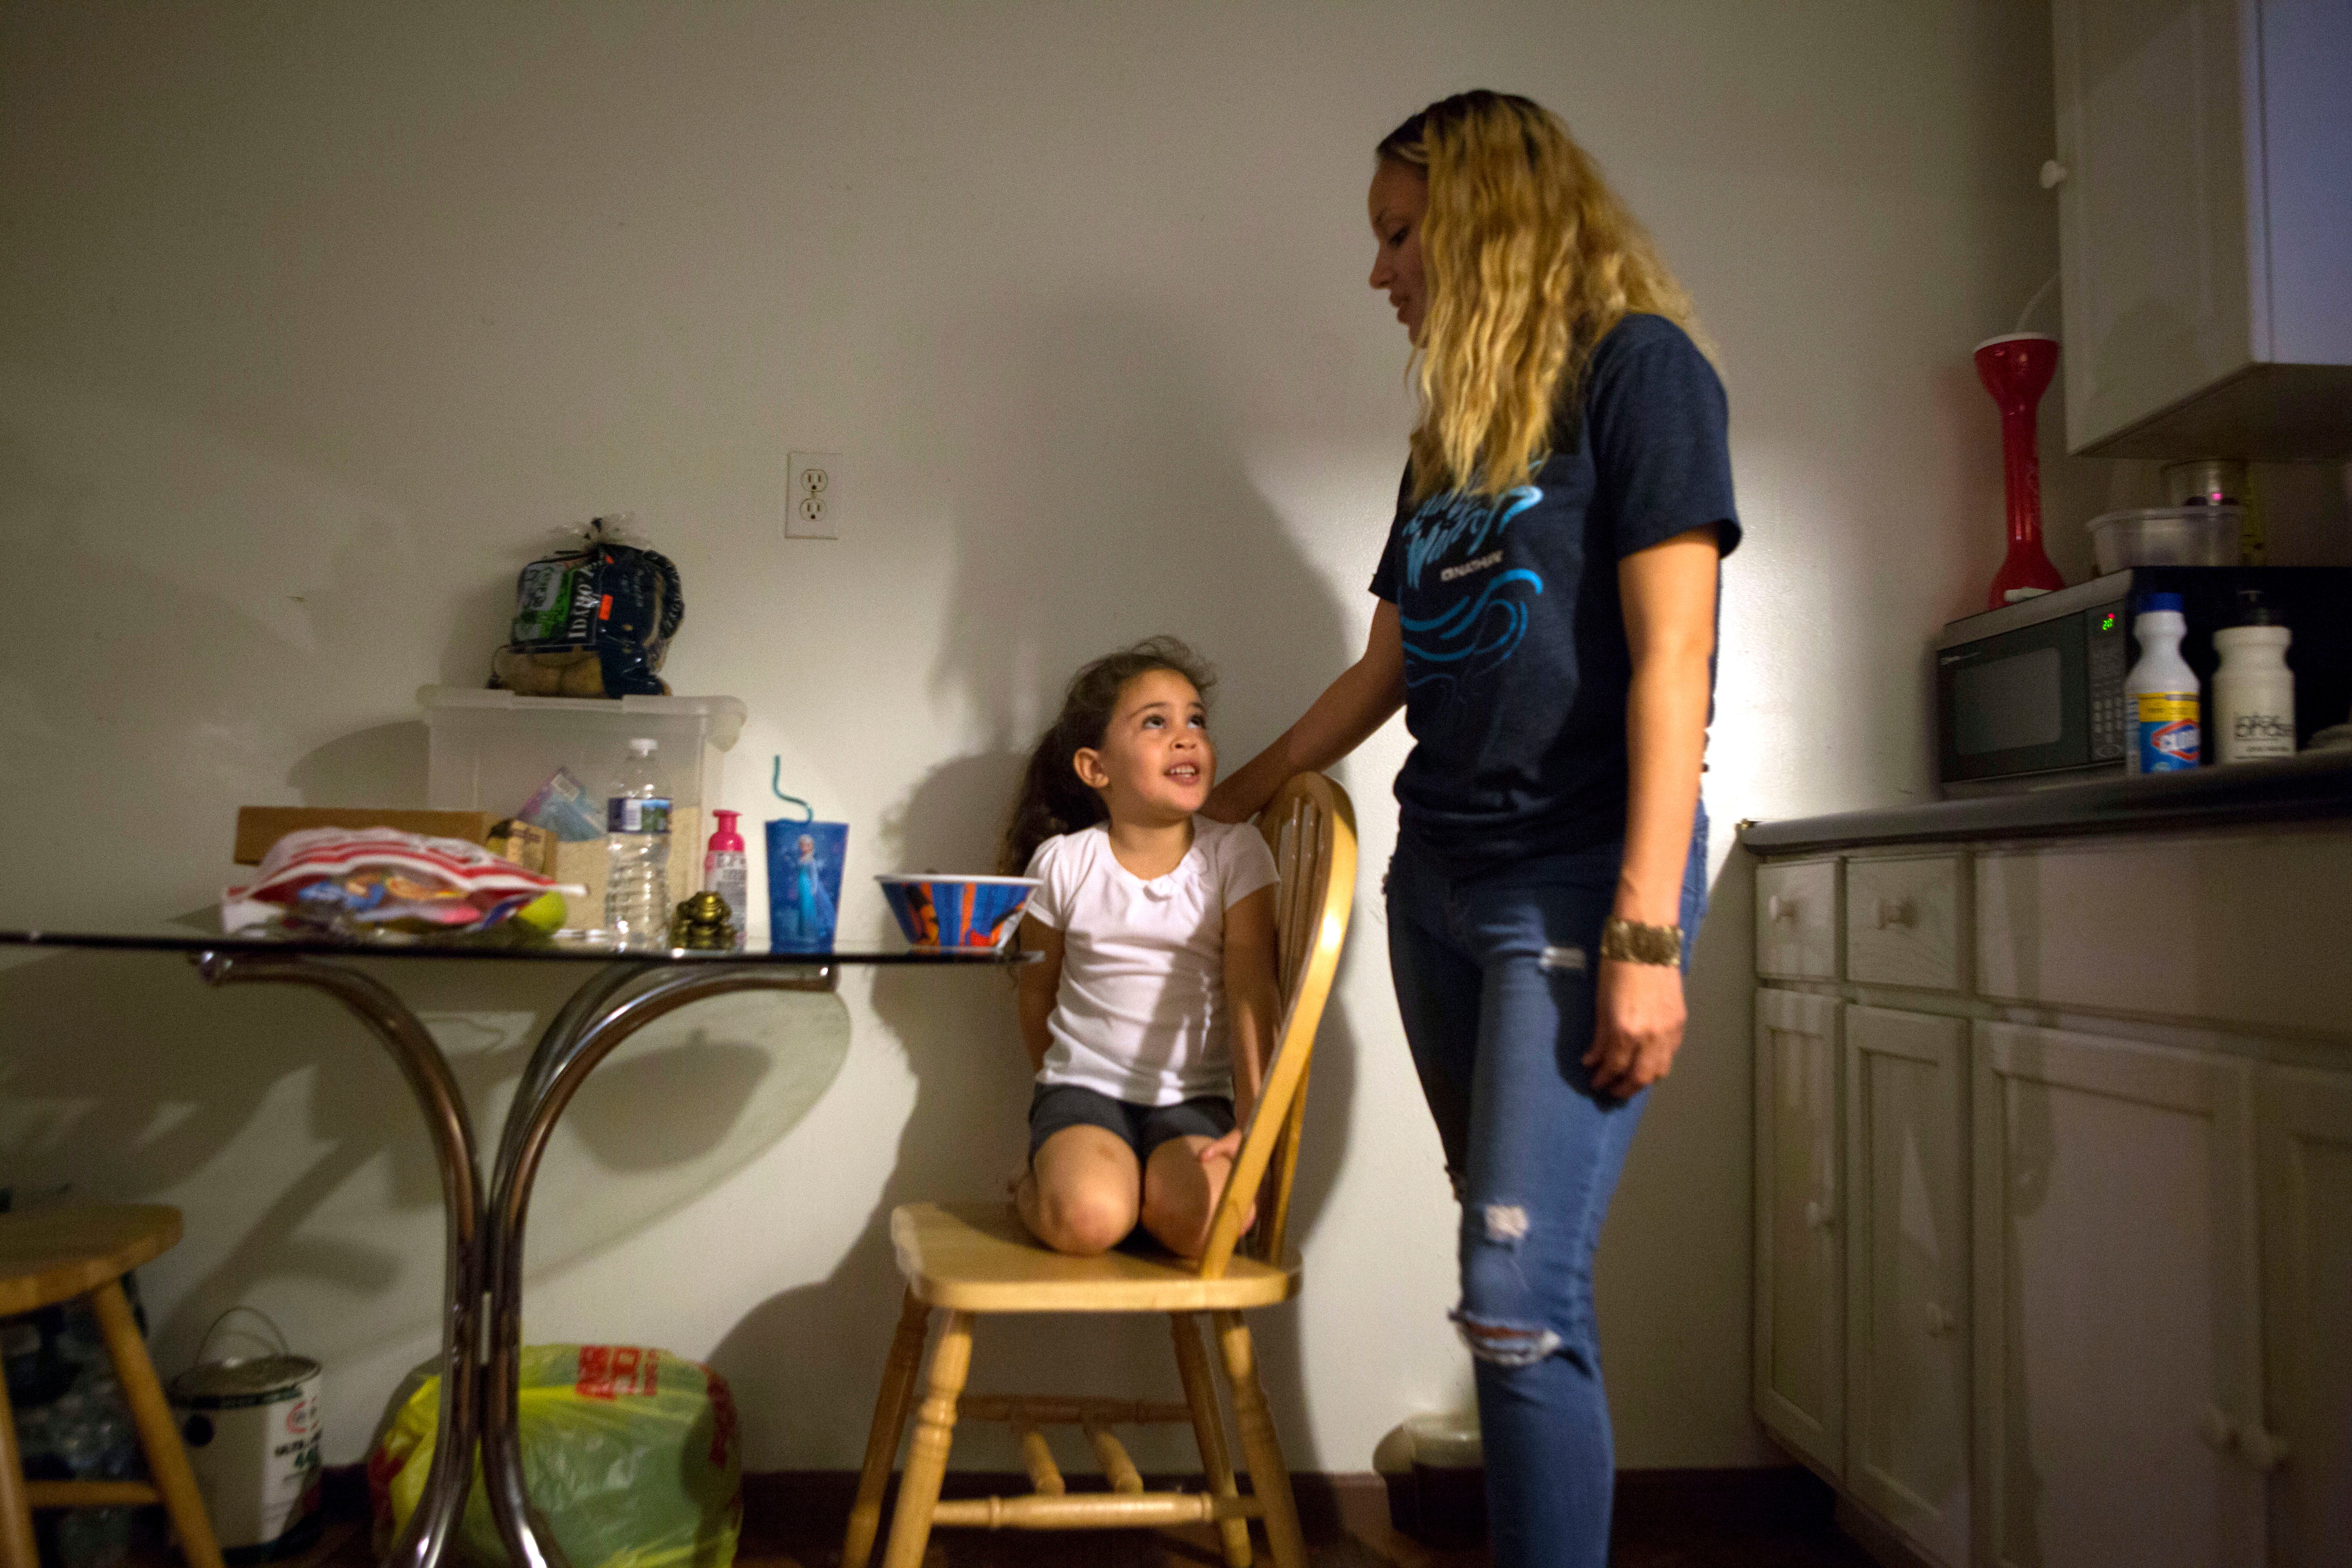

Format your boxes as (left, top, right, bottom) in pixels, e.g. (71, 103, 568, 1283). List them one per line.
(1739, 748, 2352, 855)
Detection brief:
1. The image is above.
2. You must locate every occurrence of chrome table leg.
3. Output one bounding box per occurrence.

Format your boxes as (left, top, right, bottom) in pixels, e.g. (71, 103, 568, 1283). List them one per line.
(193, 953, 483, 1568)
(476, 961, 836, 1568)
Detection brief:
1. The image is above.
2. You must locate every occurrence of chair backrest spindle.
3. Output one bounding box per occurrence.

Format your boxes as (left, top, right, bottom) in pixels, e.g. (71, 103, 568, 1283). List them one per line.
(1194, 775, 1355, 1278)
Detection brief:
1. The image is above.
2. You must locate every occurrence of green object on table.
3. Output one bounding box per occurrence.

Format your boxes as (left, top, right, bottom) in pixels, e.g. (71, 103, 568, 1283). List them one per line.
(371, 1345, 740, 1568)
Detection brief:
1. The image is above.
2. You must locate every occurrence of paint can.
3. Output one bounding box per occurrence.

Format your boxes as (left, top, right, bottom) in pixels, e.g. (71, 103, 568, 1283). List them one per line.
(167, 1310, 324, 1563)
(1374, 1412, 1485, 1546)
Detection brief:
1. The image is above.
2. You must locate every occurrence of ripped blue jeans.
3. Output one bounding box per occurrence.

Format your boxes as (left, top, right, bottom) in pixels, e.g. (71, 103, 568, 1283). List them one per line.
(1385, 807, 1708, 1568)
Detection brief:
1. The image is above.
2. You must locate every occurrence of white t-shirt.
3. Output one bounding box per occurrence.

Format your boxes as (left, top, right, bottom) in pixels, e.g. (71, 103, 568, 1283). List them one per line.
(1023, 817, 1281, 1106)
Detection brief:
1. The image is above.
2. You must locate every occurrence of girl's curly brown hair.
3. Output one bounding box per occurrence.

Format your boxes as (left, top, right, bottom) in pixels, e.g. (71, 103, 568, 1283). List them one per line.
(999, 637, 1216, 875)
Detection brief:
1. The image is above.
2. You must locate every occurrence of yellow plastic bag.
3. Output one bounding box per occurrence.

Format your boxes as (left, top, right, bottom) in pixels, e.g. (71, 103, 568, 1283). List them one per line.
(369, 1346, 739, 1568)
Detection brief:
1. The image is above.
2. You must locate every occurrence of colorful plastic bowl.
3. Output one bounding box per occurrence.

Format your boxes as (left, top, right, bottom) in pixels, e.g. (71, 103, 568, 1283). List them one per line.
(876, 874, 1042, 951)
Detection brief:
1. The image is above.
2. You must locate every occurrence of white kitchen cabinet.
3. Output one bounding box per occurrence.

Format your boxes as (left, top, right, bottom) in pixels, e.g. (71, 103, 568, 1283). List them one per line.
(1844, 1007, 1970, 1568)
(1754, 988, 1843, 1479)
(1757, 858, 1838, 980)
(1974, 829, 2352, 1037)
(1972, 1021, 2267, 1568)
(2049, 0, 2352, 457)
(2256, 1065, 2352, 1568)
(1844, 855, 1962, 994)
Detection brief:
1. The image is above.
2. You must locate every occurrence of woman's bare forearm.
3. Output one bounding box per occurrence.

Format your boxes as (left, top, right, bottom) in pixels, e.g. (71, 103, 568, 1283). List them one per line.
(1616, 528, 1720, 928)
(1618, 651, 1710, 925)
(1207, 602, 1405, 822)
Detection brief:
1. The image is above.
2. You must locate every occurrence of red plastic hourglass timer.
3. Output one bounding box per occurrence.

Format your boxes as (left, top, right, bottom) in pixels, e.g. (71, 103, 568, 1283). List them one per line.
(1975, 332, 2067, 609)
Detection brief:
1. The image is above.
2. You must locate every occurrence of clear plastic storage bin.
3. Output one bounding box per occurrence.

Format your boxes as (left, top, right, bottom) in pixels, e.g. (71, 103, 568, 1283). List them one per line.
(2087, 506, 2241, 574)
(418, 688, 746, 924)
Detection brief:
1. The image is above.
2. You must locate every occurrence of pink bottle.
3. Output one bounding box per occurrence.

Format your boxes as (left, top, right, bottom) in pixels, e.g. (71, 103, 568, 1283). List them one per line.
(1974, 332, 2067, 609)
(704, 810, 748, 949)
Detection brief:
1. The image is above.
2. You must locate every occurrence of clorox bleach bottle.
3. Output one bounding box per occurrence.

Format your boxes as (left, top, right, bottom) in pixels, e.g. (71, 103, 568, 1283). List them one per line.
(2126, 592, 2201, 773)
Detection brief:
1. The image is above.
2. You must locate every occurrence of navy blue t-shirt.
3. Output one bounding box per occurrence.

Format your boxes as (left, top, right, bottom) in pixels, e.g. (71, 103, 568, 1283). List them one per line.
(1369, 312, 1740, 871)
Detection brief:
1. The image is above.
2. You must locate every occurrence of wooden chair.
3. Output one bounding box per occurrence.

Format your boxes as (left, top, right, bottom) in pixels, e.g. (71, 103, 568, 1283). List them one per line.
(843, 773, 1357, 1568)
(0, 1205, 225, 1568)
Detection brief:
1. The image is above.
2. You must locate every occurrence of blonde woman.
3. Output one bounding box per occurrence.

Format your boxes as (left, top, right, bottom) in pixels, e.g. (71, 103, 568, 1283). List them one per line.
(1206, 91, 1737, 1565)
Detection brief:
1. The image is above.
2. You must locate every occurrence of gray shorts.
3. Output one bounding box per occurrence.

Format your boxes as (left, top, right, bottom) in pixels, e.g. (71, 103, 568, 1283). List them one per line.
(1027, 1082, 1235, 1164)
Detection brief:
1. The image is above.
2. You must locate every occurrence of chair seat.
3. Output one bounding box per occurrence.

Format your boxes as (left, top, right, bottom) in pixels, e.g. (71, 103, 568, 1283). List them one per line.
(0, 1205, 181, 1316)
(891, 1203, 1298, 1314)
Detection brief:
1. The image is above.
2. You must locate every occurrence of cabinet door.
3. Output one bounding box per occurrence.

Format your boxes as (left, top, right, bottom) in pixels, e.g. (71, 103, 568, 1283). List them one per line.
(2049, 0, 2254, 450)
(1973, 1022, 2265, 1568)
(2257, 1065, 2352, 1568)
(1755, 988, 1842, 1477)
(1846, 1007, 1969, 1567)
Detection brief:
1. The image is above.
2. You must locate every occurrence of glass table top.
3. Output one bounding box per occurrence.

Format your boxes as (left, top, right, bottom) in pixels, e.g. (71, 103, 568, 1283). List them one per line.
(0, 925, 1031, 966)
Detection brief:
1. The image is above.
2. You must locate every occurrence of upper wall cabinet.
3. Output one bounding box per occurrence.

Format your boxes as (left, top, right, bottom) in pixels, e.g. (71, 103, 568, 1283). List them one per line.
(2050, 0, 2352, 458)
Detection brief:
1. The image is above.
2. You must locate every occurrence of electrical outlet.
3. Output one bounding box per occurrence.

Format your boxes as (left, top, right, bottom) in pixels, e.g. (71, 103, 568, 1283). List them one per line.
(787, 451, 842, 539)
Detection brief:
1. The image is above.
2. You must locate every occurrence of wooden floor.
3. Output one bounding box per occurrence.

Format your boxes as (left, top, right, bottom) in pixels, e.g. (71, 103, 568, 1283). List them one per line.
(207, 1466, 1875, 1568)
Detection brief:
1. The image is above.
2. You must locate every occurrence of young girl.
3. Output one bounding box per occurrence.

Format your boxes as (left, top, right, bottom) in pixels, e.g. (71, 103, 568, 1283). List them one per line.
(1001, 638, 1283, 1261)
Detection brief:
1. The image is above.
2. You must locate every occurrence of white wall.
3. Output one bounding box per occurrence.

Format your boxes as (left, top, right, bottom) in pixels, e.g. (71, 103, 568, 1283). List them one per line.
(0, 0, 2159, 1473)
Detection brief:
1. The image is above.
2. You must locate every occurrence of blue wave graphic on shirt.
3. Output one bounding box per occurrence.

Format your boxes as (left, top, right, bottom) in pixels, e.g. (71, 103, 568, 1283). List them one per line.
(1400, 568, 1545, 687)
(1400, 485, 1542, 590)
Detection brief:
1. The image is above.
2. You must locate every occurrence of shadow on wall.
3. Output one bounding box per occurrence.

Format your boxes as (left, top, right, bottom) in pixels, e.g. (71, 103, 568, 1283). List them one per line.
(0, 419, 844, 1388)
(0, 943, 843, 1379)
(708, 301, 1367, 1472)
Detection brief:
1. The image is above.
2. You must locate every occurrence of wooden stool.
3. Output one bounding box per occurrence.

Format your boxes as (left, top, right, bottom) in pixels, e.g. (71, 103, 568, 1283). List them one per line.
(0, 1205, 225, 1568)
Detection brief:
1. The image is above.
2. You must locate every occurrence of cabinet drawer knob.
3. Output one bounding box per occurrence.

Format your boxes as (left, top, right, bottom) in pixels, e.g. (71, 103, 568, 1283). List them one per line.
(2040, 159, 2068, 189)
(2240, 1427, 2290, 1472)
(1923, 1303, 1957, 1337)
(1768, 895, 1795, 923)
(1873, 898, 1914, 930)
(1803, 1200, 1836, 1232)
(2198, 1404, 2238, 1453)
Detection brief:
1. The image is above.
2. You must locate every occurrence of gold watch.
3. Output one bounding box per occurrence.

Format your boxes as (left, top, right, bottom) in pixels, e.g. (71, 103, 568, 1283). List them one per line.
(1600, 917, 1682, 967)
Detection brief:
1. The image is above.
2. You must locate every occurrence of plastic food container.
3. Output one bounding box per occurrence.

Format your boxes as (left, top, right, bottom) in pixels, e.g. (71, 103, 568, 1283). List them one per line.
(2087, 506, 2241, 574)
(418, 687, 746, 923)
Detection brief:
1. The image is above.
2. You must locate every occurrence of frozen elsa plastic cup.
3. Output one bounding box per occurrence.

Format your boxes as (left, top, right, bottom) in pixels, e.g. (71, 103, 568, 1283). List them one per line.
(766, 820, 847, 953)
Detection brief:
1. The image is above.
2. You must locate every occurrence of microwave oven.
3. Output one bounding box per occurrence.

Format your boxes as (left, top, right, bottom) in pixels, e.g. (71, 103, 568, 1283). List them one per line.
(1935, 566, 2352, 795)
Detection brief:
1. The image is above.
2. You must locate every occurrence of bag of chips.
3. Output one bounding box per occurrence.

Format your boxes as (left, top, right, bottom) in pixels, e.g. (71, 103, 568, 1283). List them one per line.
(223, 827, 560, 936)
(492, 519, 684, 699)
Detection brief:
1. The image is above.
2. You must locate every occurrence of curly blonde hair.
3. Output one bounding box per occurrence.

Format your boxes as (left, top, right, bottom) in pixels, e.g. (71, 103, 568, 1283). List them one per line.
(1379, 91, 1710, 503)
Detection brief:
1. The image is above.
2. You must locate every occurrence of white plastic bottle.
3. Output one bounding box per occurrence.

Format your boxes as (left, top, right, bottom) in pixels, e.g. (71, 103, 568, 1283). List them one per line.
(2125, 592, 2201, 774)
(604, 738, 672, 947)
(2212, 595, 2295, 764)
(703, 810, 749, 950)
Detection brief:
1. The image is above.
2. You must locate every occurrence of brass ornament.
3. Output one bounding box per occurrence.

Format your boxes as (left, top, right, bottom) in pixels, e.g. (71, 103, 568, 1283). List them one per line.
(669, 891, 737, 951)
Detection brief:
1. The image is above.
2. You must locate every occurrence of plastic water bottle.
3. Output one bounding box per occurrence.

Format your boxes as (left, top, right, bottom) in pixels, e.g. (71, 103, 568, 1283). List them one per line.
(2212, 591, 2295, 764)
(604, 738, 671, 947)
(2125, 592, 2200, 773)
(703, 810, 748, 950)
